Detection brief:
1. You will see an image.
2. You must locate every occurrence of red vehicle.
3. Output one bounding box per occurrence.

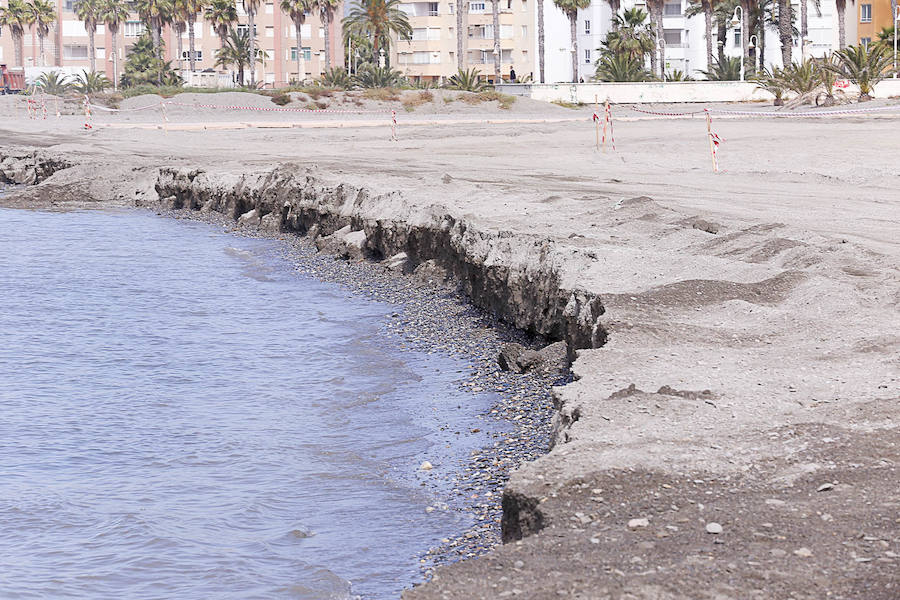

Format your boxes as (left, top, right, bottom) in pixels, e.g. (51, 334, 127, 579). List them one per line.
(1, 64, 25, 94)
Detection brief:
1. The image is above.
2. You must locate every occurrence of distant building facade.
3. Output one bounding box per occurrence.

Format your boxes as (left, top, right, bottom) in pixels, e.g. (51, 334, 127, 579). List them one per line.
(389, 0, 535, 83)
(0, 0, 342, 87)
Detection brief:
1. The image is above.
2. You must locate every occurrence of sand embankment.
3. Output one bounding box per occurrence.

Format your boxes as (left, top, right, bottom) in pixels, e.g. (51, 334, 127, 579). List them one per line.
(1, 93, 898, 598)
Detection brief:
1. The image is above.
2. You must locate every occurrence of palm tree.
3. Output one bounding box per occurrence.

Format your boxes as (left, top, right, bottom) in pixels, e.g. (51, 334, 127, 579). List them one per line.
(595, 53, 652, 80)
(799, 0, 821, 58)
(835, 0, 853, 49)
(29, 0, 56, 67)
(646, 0, 663, 77)
(242, 0, 261, 86)
(216, 25, 262, 85)
(100, 0, 129, 89)
(75, 0, 102, 72)
(687, 0, 722, 73)
(827, 43, 893, 100)
(172, 0, 187, 69)
(182, 0, 205, 71)
(205, 0, 238, 50)
(136, 0, 173, 59)
(342, 0, 412, 65)
(553, 0, 591, 82)
(604, 7, 654, 60)
(280, 0, 313, 82)
(317, 0, 339, 70)
(491, 0, 500, 82)
(0, 0, 31, 68)
(536, 0, 544, 81)
(778, 0, 791, 65)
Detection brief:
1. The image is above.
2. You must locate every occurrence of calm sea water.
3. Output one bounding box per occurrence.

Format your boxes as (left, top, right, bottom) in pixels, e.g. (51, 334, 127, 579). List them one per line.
(0, 207, 498, 599)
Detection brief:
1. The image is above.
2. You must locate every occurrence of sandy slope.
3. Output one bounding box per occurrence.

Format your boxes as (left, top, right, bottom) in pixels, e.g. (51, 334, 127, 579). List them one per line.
(1, 94, 898, 599)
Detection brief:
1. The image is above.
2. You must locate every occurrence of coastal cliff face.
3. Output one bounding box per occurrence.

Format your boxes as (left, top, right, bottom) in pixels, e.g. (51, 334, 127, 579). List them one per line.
(4, 146, 897, 600)
(153, 165, 607, 355)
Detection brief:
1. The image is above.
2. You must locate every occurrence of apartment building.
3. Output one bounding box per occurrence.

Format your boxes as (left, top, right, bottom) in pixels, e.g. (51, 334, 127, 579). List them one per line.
(0, 0, 341, 87)
(857, 0, 894, 46)
(541, 0, 854, 82)
(390, 0, 535, 84)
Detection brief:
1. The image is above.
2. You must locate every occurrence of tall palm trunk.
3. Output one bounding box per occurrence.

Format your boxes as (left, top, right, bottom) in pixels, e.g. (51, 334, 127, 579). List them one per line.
(778, 0, 791, 64)
(88, 27, 96, 71)
(655, 3, 664, 77)
(323, 15, 331, 69)
(648, 7, 658, 75)
(151, 18, 162, 58)
(295, 22, 304, 82)
(716, 15, 726, 62)
(757, 7, 765, 69)
(569, 11, 578, 81)
(740, 0, 751, 68)
(492, 0, 500, 81)
(836, 0, 847, 49)
(456, 0, 464, 70)
(38, 31, 46, 66)
(110, 28, 119, 88)
(800, 0, 807, 58)
(537, 0, 544, 81)
(248, 9, 256, 86)
(188, 14, 197, 71)
(218, 26, 227, 49)
(703, 0, 713, 69)
(13, 32, 23, 68)
(177, 27, 184, 69)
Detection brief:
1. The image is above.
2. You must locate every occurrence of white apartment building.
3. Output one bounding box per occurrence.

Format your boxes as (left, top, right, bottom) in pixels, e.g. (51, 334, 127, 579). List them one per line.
(539, 0, 856, 83)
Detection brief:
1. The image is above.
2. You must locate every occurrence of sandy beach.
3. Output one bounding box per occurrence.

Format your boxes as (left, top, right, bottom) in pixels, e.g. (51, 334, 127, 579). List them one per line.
(2, 90, 898, 599)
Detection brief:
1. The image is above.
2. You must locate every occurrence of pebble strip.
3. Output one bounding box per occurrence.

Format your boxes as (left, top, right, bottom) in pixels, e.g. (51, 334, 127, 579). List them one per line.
(158, 208, 568, 586)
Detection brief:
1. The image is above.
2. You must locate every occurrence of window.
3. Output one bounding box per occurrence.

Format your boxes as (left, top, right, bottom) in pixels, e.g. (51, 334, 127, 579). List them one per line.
(289, 47, 313, 61)
(521, 25, 527, 37)
(733, 28, 741, 46)
(584, 20, 590, 34)
(664, 1, 681, 16)
(124, 21, 145, 38)
(428, 1, 439, 15)
(96, 47, 105, 59)
(663, 29, 682, 46)
(449, 2, 454, 13)
(265, 25, 274, 37)
(237, 24, 257, 36)
(861, 36, 871, 47)
(64, 0, 75, 11)
(469, 2, 485, 13)
(584, 48, 591, 63)
(180, 49, 203, 61)
(860, 4, 871, 22)
(63, 45, 89, 60)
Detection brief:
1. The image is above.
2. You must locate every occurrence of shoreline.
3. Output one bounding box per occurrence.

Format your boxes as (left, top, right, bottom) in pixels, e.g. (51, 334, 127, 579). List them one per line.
(154, 204, 568, 580)
(2, 98, 897, 600)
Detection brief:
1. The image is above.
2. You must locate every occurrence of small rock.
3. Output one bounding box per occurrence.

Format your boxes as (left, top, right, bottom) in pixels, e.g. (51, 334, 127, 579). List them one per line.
(770, 549, 787, 558)
(425, 506, 435, 513)
(513, 560, 524, 569)
(706, 522, 723, 535)
(628, 518, 650, 529)
(419, 461, 433, 471)
(794, 547, 813, 558)
(816, 482, 835, 492)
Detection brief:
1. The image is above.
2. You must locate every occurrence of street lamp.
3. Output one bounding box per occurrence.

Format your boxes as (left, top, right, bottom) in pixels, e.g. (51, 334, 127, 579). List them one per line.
(749, 34, 758, 74)
(731, 5, 744, 82)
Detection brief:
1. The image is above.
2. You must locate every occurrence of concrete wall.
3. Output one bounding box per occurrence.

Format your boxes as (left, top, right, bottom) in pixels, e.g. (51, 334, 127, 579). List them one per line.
(497, 81, 774, 103)
(498, 78, 900, 104)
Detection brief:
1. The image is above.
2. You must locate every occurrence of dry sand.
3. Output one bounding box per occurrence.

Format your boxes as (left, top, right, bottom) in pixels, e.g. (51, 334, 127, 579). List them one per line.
(1, 91, 898, 599)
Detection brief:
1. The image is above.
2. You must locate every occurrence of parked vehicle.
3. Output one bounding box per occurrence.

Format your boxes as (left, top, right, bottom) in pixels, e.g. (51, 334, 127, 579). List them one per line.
(1, 64, 26, 94)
